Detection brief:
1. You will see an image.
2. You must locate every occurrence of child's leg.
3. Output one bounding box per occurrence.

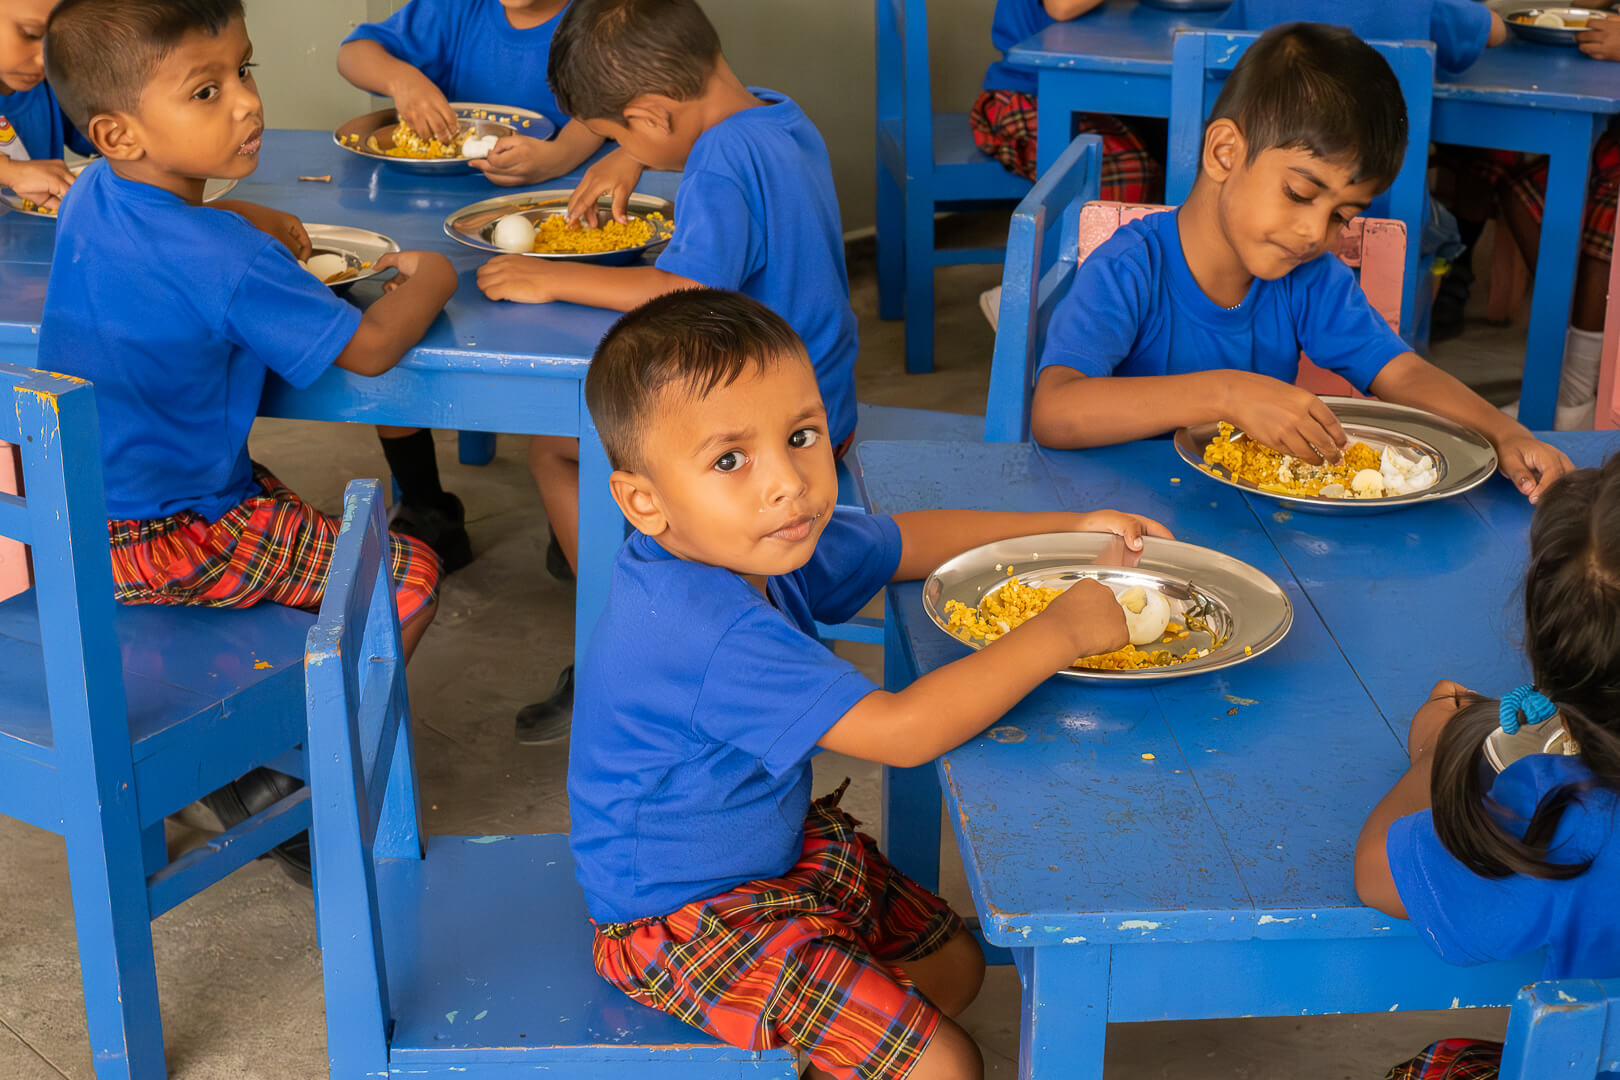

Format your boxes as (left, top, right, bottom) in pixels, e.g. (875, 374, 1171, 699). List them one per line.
(528, 434, 580, 574)
(969, 90, 1163, 201)
(377, 425, 472, 573)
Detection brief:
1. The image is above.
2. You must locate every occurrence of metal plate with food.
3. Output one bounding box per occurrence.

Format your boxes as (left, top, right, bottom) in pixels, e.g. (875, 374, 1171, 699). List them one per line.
(1174, 397, 1497, 514)
(1504, 6, 1608, 44)
(332, 103, 556, 174)
(924, 532, 1292, 682)
(2, 163, 237, 217)
(442, 189, 675, 266)
(298, 224, 400, 288)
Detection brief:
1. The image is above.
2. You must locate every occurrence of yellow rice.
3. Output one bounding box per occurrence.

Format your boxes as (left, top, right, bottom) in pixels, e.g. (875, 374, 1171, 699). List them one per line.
(1201, 421, 1381, 497)
(529, 211, 670, 255)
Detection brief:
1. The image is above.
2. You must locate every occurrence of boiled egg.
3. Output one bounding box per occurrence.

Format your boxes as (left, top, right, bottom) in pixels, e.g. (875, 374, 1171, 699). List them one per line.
(462, 134, 499, 159)
(1533, 11, 1567, 27)
(1351, 469, 1385, 498)
(301, 252, 350, 284)
(491, 212, 537, 253)
(1117, 584, 1173, 646)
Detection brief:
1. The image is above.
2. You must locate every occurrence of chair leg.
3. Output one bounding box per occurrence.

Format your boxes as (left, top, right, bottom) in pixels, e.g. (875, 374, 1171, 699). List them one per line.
(141, 822, 167, 877)
(903, 184, 936, 374)
(876, 164, 905, 321)
(457, 431, 497, 467)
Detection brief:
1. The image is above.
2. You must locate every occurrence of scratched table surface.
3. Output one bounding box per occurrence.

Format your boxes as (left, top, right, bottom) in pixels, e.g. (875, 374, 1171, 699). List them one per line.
(0, 129, 679, 656)
(855, 432, 1618, 1078)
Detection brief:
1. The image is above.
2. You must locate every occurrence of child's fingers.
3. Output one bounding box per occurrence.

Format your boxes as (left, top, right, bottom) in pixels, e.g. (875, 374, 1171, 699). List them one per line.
(1307, 397, 1348, 448)
(372, 252, 401, 273)
(1135, 514, 1174, 540)
(1278, 425, 1325, 465)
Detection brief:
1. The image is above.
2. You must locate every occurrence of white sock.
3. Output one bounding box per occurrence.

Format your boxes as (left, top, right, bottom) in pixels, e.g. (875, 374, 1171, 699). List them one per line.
(1558, 325, 1603, 407)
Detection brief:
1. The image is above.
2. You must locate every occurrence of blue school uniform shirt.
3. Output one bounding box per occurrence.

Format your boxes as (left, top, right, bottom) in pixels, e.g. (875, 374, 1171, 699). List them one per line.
(1219, 0, 1492, 76)
(983, 0, 1055, 97)
(0, 81, 93, 162)
(656, 89, 859, 448)
(36, 162, 362, 523)
(1037, 208, 1406, 393)
(343, 0, 568, 130)
(1388, 755, 1620, 980)
(568, 510, 902, 923)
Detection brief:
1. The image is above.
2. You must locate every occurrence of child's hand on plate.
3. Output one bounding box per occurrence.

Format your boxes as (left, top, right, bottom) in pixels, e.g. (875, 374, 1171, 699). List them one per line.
(2, 158, 76, 209)
(1577, 16, 1620, 61)
(1069, 510, 1173, 551)
(1497, 433, 1574, 504)
(262, 208, 311, 261)
(477, 254, 562, 303)
(1038, 577, 1130, 661)
(470, 135, 565, 186)
(392, 74, 459, 144)
(374, 249, 450, 293)
(1408, 678, 1479, 761)
(1223, 371, 1348, 465)
(565, 147, 646, 226)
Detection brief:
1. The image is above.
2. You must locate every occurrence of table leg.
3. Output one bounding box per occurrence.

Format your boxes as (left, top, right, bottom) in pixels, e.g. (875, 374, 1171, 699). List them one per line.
(880, 594, 942, 890)
(1019, 944, 1109, 1080)
(1518, 113, 1601, 430)
(573, 398, 620, 670)
(1035, 71, 1081, 179)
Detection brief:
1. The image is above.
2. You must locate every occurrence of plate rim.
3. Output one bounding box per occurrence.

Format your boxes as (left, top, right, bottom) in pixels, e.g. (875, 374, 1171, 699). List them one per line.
(300, 223, 401, 288)
(440, 188, 675, 259)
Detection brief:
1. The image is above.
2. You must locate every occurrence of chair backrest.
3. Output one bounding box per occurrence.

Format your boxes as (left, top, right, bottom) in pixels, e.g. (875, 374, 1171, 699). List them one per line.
(305, 478, 423, 1076)
(1500, 977, 1620, 1080)
(875, 0, 934, 177)
(1165, 30, 1434, 338)
(0, 364, 135, 777)
(0, 441, 26, 601)
(1598, 213, 1619, 431)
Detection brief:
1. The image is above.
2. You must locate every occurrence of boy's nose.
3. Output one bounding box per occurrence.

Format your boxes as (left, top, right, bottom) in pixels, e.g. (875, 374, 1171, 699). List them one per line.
(762, 454, 808, 503)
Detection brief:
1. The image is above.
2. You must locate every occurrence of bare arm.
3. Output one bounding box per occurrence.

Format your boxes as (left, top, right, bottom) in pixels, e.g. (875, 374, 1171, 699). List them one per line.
(1486, 9, 1508, 47)
(470, 121, 606, 186)
(336, 39, 459, 143)
(0, 157, 75, 210)
(890, 508, 1171, 583)
(476, 257, 700, 310)
(1044, 0, 1105, 17)
(332, 251, 458, 376)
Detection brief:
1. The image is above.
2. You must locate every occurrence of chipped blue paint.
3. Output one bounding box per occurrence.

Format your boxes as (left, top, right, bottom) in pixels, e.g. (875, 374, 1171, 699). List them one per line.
(1223, 694, 1259, 707)
(1117, 920, 1161, 931)
(445, 1010, 458, 1024)
(465, 835, 511, 844)
(473, 1009, 487, 1020)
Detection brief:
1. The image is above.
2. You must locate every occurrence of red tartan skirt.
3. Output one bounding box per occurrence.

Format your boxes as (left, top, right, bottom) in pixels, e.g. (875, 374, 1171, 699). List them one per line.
(1492, 126, 1618, 263)
(1385, 1037, 1503, 1080)
(592, 790, 965, 1080)
(107, 465, 439, 622)
(970, 88, 1164, 201)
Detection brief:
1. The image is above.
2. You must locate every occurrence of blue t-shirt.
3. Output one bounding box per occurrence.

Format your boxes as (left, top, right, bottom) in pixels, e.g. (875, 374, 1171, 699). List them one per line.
(1037, 208, 1406, 394)
(983, 0, 1056, 97)
(568, 510, 903, 923)
(1388, 755, 1620, 980)
(37, 162, 363, 522)
(0, 81, 93, 162)
(1220, 0, 1492, 76)
(656, 90, 859, 447)
(344, 0, 569, 130)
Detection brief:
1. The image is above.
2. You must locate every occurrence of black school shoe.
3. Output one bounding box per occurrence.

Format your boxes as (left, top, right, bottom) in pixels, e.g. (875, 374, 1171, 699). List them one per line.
(515, 664, 573, 745)
(545, 528, 575, 583)
(200, 768, 310, 887)
(391, 492, 473, 574)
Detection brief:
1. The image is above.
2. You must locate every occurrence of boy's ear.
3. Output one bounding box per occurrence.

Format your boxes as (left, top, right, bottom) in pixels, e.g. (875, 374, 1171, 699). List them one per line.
(621, 96, 675, 135)
(89, 112, 144, 162)
(608, 468, 669, 538)
(1202, 118, 1243, 184)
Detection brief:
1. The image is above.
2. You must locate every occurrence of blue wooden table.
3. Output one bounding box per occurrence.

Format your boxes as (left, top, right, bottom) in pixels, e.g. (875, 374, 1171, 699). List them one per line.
(855, 430, 1618, 1079)
(0, 130, 679, 663)
(1007, 2, 1620, 430)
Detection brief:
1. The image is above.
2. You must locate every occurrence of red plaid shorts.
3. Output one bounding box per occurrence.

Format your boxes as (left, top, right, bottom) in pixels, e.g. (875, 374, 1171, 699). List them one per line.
(1385, 1037, 1503, 1080)
(108, 465, 439, 622)
(592, 789, 965, 1080)
(970, 88, 1164, 201)
(1492, 125, 1618, 263)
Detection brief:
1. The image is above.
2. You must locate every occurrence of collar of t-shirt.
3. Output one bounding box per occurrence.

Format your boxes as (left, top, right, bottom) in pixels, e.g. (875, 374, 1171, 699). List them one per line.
(1160, 208, 1268, 331)
(632, 530, 793, 610)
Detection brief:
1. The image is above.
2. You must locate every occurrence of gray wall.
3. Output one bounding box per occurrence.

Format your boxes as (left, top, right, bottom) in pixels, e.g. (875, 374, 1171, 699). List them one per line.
(247, 0, 1001, 232)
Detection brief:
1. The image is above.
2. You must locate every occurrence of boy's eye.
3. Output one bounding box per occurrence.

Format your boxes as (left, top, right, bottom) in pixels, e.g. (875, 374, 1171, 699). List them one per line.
(713, 450, 748, 473)
(193, 85, 218, 101)
(789, 427, 820, 450)
(1283, 184, 1311, 204)
(240, 62, 257, 79)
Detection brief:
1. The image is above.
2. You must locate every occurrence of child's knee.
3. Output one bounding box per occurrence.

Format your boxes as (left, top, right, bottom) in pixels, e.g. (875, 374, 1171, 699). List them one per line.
(903, 928, 985, 1018)
(528, 434, 580, 470)
(905, 1017, 983, 1080)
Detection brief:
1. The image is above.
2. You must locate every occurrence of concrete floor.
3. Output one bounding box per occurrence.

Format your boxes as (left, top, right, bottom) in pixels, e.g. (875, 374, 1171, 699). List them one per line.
(0, 221, 1537, 1079)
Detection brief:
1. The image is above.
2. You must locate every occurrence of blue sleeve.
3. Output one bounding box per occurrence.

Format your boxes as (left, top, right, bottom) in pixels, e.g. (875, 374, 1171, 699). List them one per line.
(222, 241, 364, 390)
(343, 0, 454, 89)
(1036, 244, 1150, 378)
(693, 610, 879, 777)
(655, 171, 764, 290)
(1290, 255, 1408, 393)
(1429, 0, 1493, 76)
(799, 510, 903, 625)
(1387, 809, 1554, 967)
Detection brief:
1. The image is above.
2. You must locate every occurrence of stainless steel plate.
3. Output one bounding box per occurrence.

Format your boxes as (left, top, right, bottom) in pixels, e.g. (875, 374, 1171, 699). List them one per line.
(300, 224, 400, 288)
(1174, 396, 1497, 514)
(442, 189, 675, 266)
(2, 163, 237, 217)
(1504, 6, 1609, 44)
(924, 532, 1292, 682)
(332, 103, 556, 174)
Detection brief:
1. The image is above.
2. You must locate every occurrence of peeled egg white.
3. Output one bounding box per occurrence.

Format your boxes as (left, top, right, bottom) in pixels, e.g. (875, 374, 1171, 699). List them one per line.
(491, 212, 537, 253)
(1117, 584, 1172, 647)
(1533, 11, 1566, 27)
(302, 252, 349, 284)
(462, 134, 499, 159)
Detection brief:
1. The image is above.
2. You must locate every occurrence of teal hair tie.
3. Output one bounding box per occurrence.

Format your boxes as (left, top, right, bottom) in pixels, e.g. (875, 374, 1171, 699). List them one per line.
(1499, 686, 1557, 735)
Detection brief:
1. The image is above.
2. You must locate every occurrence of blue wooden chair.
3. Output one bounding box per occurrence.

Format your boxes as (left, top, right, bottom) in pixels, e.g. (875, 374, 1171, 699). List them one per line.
(305, 478, 799, 1080)
(876, 0, 1034, 374)
(1165, 30, 1436, 344)
(1501, 978, 1620, 1079)
(0, 363, 314, 1080)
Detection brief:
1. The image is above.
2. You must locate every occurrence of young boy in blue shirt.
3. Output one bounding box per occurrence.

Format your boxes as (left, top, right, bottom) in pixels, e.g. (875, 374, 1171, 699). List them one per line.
(0, 0, 93, 211)
(572, 288, 1165, 1080)
(477, 0, 864, 743)
(38, 0, 458, 871)
(1028, 22, 1573, 505)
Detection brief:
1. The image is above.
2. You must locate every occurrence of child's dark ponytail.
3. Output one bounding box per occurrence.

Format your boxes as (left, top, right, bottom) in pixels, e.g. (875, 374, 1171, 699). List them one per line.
(1430, 454, 1620, 880)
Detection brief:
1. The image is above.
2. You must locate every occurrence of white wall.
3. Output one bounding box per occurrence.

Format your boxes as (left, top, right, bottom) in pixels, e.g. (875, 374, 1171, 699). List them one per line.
(245, 0, 1001, 232)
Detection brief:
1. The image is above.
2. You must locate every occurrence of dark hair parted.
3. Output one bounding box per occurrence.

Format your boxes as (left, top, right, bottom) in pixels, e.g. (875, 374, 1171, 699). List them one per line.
(1430, 453, 1620, 881)
(45, 0, 245, 130)
(548, 0, 721, 122)
(1207, 22, 1407, 190)
(585, 289, 811, 472)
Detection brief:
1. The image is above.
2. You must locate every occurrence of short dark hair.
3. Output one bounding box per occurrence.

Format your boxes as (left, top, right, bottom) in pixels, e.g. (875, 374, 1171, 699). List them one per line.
(1206, 22, 1407, 190)
(585, 289, 810, 472)
(548, 0, 721, 122)
(45, 0, 244, 130)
